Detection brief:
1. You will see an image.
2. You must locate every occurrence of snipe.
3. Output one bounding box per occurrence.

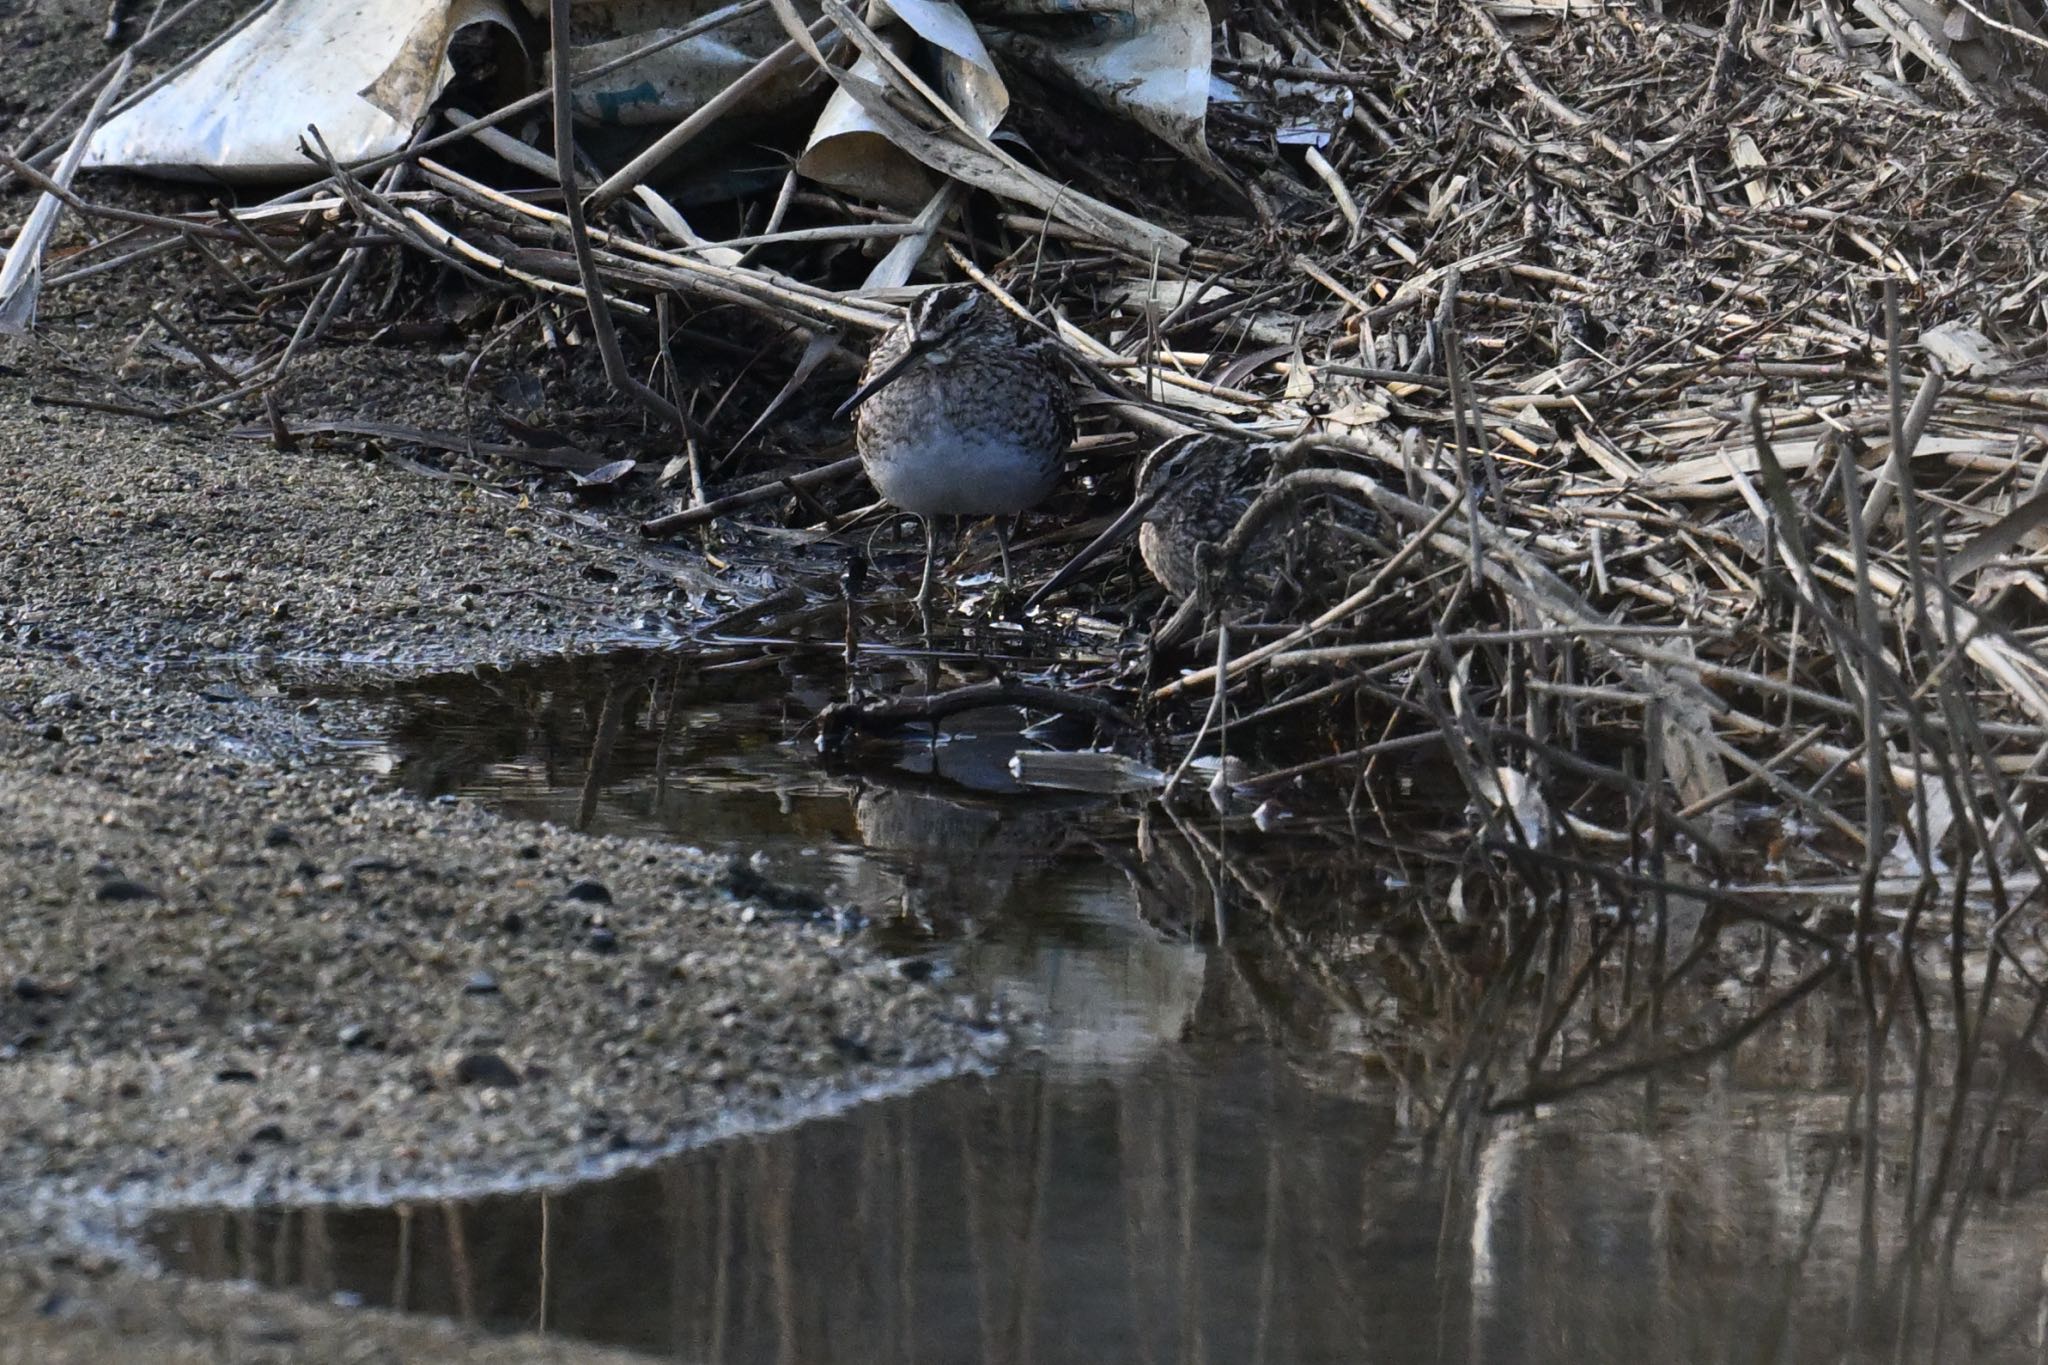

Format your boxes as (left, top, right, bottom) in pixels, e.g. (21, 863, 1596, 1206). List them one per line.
(1024, 432, 1281, 610)
(835, 283, 1073, 615)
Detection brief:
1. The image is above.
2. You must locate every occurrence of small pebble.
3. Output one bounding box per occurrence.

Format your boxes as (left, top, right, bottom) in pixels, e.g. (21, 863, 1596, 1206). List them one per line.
(94, 878, 160, 903)
(262, 824, 296, 849)
(564, 877, 612, 904)
(587, 926, 619, 954)
(452, 1052, 521, 1088)
(462, 971, 500, 995)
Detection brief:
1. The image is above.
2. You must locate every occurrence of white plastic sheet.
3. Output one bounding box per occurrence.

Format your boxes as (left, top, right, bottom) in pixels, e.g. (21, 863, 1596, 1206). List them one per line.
(798, 0, 1208, 205)
(539, 0, 820, 126)
(83, 0, 519, 179)
(85, 0, 1211, 185)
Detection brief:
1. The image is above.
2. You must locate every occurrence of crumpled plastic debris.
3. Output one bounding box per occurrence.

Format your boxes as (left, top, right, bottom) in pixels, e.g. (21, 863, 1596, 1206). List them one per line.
(539, 0, 817, 127)
(82, 0, 1214, 198)
(83, 0, 522, 179)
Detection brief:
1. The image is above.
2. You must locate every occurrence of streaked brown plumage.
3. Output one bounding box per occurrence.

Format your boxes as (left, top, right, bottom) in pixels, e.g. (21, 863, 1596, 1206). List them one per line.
(1129, 434, 1277, 601)
(1024, 433, 1278, 611)
(837, 283, 1073, 612)
(1024, 433, 1381, 616)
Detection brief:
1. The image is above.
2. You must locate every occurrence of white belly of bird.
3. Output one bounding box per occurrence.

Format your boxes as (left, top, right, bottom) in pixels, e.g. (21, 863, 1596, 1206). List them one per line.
(866, 422, 1059, 518)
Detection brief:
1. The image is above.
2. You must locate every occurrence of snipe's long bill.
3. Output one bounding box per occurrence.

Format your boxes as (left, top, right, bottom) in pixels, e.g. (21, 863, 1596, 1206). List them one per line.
(840, 283, 1073, 616)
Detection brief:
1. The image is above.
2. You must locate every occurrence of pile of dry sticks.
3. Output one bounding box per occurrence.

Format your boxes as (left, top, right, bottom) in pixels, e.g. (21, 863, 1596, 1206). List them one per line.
(11, 0, 2048, 929)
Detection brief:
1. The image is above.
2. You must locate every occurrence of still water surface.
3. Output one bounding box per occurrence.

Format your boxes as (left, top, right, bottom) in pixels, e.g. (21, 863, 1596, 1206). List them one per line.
(141, 654, 2048, 1363)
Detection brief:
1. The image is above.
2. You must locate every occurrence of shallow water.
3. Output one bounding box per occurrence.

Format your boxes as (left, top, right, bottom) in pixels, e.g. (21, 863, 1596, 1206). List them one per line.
(141, 653, 2048, 1363)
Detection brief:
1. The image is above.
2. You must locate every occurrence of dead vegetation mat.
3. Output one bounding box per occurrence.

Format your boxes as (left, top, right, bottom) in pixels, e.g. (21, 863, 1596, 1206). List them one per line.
(13, 0, 2048, 926)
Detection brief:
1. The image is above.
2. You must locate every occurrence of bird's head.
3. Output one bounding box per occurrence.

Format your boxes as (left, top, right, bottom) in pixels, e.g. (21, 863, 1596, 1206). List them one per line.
(834, 284, 1029, 420)
(905, 283, 1020, 357)
(1130, 433, 1217, 523)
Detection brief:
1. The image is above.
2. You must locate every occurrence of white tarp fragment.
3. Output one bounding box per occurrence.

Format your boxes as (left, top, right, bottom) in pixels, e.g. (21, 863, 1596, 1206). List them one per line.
(83, 0, 520, 180)
(79, 0, 1212, 233)
(799, 0, 1209, 204)
(537, 0, 822, 127)
(797, 0, 1007, 207)
(798, 25, 949, 207)
(978, 0, 1211, 161)
(1, 55, 135, 334)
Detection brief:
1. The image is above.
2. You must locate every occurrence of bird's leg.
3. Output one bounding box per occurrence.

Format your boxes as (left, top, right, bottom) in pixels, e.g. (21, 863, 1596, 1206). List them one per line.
(840, 545, 867, 682)
(995, 518, 1014, 591)
(987, 517, 1025, 622)
(1163, 618, 1232, 804)
(915, 516, 937, 629)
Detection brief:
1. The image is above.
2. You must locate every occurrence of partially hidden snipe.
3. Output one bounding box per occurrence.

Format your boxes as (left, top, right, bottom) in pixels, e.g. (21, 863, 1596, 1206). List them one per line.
(836, 283, 1073, 615)
(1025, 433, 1281, 610)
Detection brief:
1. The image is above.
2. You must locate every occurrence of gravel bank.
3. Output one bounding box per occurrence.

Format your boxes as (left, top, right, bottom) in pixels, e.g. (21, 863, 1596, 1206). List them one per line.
(0, 173, 991, 1365)
(0, 8, 1005, 1357)
(0, 412, 1000, 1357)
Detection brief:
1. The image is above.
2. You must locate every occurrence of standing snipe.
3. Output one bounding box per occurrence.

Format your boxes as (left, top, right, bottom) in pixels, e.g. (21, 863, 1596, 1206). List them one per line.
(1025, 433, 1279, 609)
(835, 283, 1073, 615)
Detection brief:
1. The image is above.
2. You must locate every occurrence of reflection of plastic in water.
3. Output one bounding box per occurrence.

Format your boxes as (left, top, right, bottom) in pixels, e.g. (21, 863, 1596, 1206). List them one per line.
(978, 926, 1206, 1070)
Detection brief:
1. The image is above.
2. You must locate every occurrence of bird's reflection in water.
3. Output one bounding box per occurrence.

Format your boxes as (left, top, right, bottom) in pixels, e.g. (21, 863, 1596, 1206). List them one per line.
(847, 732, 1209, 1072)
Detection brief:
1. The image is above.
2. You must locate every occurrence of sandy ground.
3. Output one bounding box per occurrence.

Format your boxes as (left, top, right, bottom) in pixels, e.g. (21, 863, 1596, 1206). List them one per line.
(0, 6, 1004, 1360)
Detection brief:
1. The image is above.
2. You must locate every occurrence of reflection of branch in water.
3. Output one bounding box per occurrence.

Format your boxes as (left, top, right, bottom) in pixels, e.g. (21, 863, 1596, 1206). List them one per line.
(575, 681, 626, 832)
(446, 1202, 475, 1327)
(1252, 1060, 1282, 1361)
(305, 1206, 333, 1300)
(653, 658, 688, 805)
(960, 1079, 997, 1359)
(895, 1103, 917, 1362)
(1486, 959, 1845, 1114)
(712, 1154, 733, 1362)
(1063, 788, 2048, 1358)
(654, 1162, 695, 1359)
(1928, 969, 2048, 1352)
(537, 1192, 550, 1335)
(1020, 1072, 1054, 1358)
(1117, 1067, 1169, 1362)
(761, 1140, 798, 1365)
(393, 1201, 413, 1315)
